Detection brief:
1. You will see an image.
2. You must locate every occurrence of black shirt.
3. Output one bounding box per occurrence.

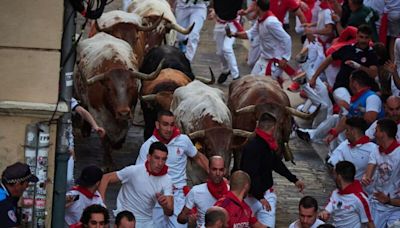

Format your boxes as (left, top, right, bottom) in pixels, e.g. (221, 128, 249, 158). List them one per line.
(240, 136, 298, 200)
(214, 0, 243, 21)
(0, 184, 19, 227)
(331, 44, 378, 91)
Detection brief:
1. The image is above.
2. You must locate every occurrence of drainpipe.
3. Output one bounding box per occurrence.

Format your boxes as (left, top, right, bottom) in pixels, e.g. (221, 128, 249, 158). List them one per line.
(51, 0, 76, 226)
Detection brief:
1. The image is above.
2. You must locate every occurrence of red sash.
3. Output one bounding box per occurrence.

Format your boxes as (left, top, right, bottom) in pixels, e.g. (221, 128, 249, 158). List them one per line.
(255, 128, 278, 151)
(145, 160, 168, 176)
(348, 135, 370, 148)
(265, 58, 296, 77)
(153, 127, 181, 144)
(216, 17, 244, 32)
(379, 140, 400, 155)
(71, 186, 99, 199)
(378, 13, 388, 45)
(207, 179, 228, 200)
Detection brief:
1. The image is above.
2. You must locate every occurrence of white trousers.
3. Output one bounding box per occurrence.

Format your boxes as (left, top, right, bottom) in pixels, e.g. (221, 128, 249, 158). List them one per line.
(244, 190, 277, 228)
(370, 202, 400, 228)
(214, 21, 240, 78)
(153, 189, 186, 228)
(175, 4, 207, 62)
(67, 155, 74, 190)
(251, 58, 283, 79)
(122, 0, 132, 11)
(300, 41, 333, 127)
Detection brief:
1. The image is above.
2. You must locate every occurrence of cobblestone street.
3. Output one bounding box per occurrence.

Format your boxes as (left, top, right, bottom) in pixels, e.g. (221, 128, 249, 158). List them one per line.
(74, 3, 336, 226)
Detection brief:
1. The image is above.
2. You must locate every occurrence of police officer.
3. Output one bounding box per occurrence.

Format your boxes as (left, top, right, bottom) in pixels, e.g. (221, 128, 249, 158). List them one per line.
(1, 162, 38, 227)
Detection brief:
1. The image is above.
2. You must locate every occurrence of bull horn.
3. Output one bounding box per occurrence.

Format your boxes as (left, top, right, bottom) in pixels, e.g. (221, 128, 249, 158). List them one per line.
(131, 59, 164, 80)
(284, 142, 295, 164)
(189, 130, 205, 139)
(140, 94, 157, 102)
(195, 67, 216, 84)
(235, 105, 256, 114)
(285, 104, 321, 120)
(137, 13, 164, 31)
(166, 22, 195, 35)
(233, 129, 254, 138)
(86, 73, 106, 85)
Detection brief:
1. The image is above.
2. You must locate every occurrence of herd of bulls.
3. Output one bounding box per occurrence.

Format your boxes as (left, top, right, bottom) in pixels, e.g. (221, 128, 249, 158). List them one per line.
(73, 0, 318, 184)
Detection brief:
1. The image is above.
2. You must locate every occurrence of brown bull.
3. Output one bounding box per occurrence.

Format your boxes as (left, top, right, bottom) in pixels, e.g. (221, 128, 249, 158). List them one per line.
(228, 75, 319, 167)
(75, 32, 163, 168)
(89, 10, 163, 66)
(127, 0, 194, 52)
(171, 81, 251, 185)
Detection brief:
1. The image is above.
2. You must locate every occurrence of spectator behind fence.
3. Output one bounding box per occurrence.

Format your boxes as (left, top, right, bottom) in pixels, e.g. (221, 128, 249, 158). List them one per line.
(78, 204, 110, 228)
(204, 206, 229, 228)
(0, 162, 38, 227)
(115, 210, 135, 228)
(289, 196, 324, 228)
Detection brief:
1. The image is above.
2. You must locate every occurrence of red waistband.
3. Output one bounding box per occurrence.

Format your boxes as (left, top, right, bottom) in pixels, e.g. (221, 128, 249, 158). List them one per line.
(216, 17, 244, 32)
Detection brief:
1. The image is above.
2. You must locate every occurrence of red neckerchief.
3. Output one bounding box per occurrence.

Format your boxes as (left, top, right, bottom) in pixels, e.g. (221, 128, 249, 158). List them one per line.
(348, 135, 370, 148)
(319, 1, 331, 10)
(258, 10, 275, 23)
(350, 87, 370, 103)
(379, 140, 400, 155)
(69, 222, 83, 228)
(71, 186, 99, 199)
(255, 128, 278, 151)
(207, 179, 228, 200)
(153, 127, 181, 144)
(145, 160, 168, 176)
(338, 180, 364, 195)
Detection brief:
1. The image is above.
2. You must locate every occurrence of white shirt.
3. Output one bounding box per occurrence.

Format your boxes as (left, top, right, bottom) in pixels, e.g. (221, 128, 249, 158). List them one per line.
(136, 134, 197, 188)
(288, 218, 325, 228)
(364, 94, 382, 114)
(328, 140, 377, 180)
(365, 121, 400, 141)
(115, 164, 173, 222)
(185, 183, 218, 226)
(315, 8, 334, 44)
(384, 0, 400, 16)
(64, 189, 104, 225)
(325, 189, 372, 228)
(368, 146, 400, 211)
(246, 15, 291, 61)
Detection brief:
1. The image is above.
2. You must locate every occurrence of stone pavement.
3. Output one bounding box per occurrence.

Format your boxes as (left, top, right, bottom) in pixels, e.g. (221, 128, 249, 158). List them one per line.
(74, 3, 336, 226)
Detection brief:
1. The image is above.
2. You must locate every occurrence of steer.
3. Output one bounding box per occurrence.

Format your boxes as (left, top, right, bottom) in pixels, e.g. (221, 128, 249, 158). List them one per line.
(89, 10, 163, 66)
(228, 75, 319, 167)
(171, 81, 251, 185)
(139, 45, 215, 140)
(74, 32, 163, 168)
(127, 0, 194, 51)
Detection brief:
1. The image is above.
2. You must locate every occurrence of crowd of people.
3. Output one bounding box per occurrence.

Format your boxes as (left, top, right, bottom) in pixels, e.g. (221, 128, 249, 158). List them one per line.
(1, 0, 400, 227)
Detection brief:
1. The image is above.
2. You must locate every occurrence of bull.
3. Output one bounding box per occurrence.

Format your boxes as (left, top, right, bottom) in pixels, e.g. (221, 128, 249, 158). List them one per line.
(139, 45, 215, 140)
(127, 0, 194, 50)
(74, 32, 163, 168)
(228, 75, 319, 168)
(170, 81, 252, 185)
(89, 10, 163, 66)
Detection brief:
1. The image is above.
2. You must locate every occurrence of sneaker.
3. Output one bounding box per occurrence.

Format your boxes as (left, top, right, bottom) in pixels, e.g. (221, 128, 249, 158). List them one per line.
(296, 129, 311, 143)
(217, 71, 230, 84)
(287, 82, 301, 92)
(232, 76, 240, 81)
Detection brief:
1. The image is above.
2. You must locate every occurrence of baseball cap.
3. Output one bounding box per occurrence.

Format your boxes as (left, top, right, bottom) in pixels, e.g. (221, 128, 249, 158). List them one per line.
(1, 162, 39, 184)
(76, 165, 103, 186)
